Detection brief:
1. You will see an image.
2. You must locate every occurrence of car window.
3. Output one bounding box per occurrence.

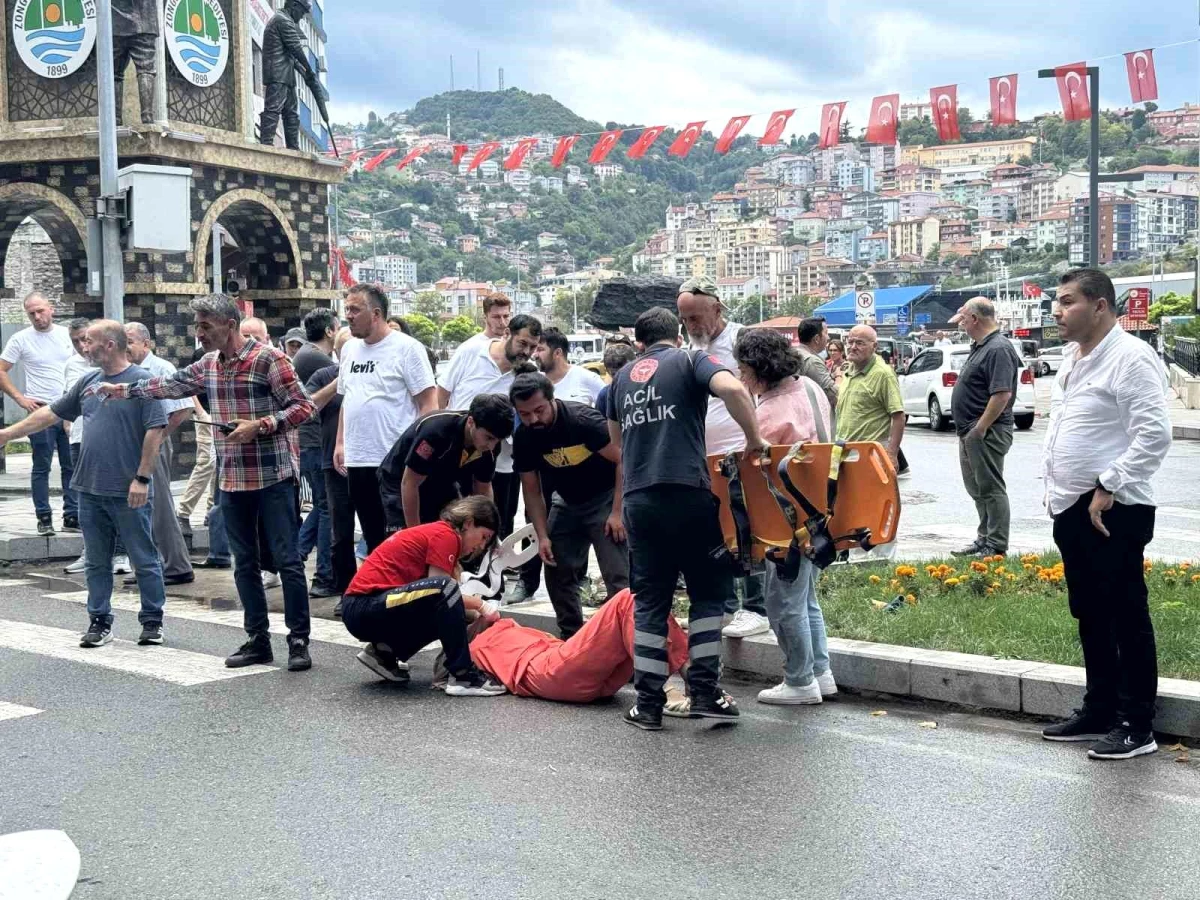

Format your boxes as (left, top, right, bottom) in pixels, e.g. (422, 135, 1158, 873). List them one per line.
(950, 351, 970, 371)
(910, 350, 941, 373)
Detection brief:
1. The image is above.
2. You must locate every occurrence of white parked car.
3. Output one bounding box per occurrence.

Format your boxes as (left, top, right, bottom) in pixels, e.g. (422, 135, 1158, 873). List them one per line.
(899, 344, 1036, 431)
(1035, 346, 1065, 377)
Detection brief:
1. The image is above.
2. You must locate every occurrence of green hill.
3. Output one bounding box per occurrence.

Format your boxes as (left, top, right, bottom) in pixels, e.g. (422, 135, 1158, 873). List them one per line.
(408, 89, 601, 141)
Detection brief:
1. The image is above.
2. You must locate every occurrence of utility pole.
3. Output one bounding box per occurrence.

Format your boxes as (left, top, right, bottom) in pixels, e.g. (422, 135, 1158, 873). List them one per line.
(96, 0, 124, 321)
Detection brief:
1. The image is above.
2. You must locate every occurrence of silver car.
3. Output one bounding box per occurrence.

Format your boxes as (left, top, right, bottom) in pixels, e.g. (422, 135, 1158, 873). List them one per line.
(1036, 346, 1065, 377)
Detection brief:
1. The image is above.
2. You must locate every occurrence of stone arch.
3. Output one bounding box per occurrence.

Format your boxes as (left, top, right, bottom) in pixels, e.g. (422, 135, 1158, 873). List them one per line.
(0, 183, 90, 297)
(193, 189, 304, 291)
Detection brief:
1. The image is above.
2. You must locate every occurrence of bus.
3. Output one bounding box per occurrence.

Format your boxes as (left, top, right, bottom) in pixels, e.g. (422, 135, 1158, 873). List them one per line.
(566, 333, 606, 363)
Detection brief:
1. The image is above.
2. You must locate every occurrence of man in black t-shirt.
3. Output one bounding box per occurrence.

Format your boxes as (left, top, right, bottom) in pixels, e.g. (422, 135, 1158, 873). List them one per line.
(305, 363, 354, 600)
(606, 307, 767, 730)
(378, 394, 515, 531)
(293, 308, 338, 596)
(511, 373, 628, 639)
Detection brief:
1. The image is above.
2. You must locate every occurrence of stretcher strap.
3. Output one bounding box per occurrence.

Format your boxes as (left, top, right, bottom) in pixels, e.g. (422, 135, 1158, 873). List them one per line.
(719, 454, 754, 576)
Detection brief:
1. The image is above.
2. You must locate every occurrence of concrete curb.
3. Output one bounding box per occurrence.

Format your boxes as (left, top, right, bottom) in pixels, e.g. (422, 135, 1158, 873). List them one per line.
(501, 602, 1200, 739)
(1173, 424, 1200, 441)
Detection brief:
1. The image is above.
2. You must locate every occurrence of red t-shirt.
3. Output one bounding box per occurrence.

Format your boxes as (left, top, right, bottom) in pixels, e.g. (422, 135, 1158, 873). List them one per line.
(346, 521, 461, 596)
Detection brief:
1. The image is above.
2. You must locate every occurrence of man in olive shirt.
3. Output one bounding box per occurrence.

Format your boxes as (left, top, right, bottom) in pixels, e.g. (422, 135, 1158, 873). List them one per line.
(948, 298, 1019, 557)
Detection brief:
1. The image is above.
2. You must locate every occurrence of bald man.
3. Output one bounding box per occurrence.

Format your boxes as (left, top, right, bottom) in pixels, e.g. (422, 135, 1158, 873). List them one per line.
(240, 317, 270, 343)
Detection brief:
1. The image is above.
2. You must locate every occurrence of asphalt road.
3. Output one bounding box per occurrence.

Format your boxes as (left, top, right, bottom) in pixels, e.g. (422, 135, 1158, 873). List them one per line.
(2, 578, 1198, 899)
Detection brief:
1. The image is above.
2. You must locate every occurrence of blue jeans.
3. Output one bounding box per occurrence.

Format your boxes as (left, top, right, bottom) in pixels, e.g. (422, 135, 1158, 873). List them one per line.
(763, 556, 830, 687)
(30, 422, 76, 521)
(223, 478, 310, 640)
(206, 484, 232, 564)
(297, 448, 332, 585)
(78, 491, 164, 624)
(724, 570, 767, 617)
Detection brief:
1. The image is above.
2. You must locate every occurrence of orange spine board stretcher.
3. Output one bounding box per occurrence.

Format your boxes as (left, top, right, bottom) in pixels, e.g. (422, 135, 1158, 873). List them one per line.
(708, 442, 901, 561)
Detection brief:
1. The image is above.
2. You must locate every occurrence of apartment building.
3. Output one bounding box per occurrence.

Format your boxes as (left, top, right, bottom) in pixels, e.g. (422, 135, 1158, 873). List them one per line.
(1136, 191, 1199, 255)
(718, 244, 788, 281)
(897, 191, 942, 220)
(901, 137, 1038, 169)
(842, 192, 900, 233)
(1069, 195, 1139, 265)
(888, 216, 941, 258)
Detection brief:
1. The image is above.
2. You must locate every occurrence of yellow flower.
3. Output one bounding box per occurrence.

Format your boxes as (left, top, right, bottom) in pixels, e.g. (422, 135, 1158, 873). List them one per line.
(890, 579, 901, 589)
(894, 565, 917, 578)
(1006, 574, 1016, 582)
(1023, 564, 1034, 572)
(944, 577, 960, 586)
(970, 561, 988, 573)
(905, 594, 917, 605)
(1180, 562, 1191, 571)
(1191, 574, 1200, 584)
(990, 581, 1001, 589)
(986, 588, 995, 595)
(868, 575, 882, 584)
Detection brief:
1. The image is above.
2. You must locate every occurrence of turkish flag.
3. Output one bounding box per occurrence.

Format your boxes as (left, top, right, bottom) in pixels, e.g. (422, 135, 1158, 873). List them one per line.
(866, 95, 899, 145)
(818, 102, 847, 149)
(363, 148, 398, 172)
(551, 134, 579, 167)
(395, 145, 429, 171)
(668, 121, 706, 157)
(1055, 63, 1091, 121)
(450, 144, 470, 167)
(335, 250, 355, 289)
(589, 129, 624, 164)
(1125, 50, 1158, 104)
(503, 138, 539, 170)
(345, 149, 368, 164)
(989, 75, 1018, 126)
(715, 115, 751, 154)
(468, 141, 501, 172)
(627, 126, 666, 159)
(930, 86, 961, 141)
(758, 109, 794, 146)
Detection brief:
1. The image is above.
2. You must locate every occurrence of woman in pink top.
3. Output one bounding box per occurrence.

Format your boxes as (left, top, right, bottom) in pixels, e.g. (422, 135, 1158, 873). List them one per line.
(734, 329, 835, 706)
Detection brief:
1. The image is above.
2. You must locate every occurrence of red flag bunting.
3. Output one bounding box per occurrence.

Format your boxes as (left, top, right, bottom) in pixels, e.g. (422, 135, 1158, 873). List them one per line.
(503, 138, 539, 171)
(668, 121, 706, 157)
(589, 129, 624, 164)
(1055, 63, 1091, 121)
(551, 134, 579, 167)
(468, 141, 501, 172)
(335, 249, 355, 290)
(395, 145, 430, 171)
(450, 144, 470, 167)
(626, 126, 666, 159)
(930, 85, 962, 141)
(363, 148, 398, 172)
(818, 102, 846, 150)
(758, 109, 794, 146)
(865, 95, 899, 145)
(715, 115, 751, 154)
(989, 75, 1018, 126)
(1125, 50, 1158, 104)
(345, 149, 368, 164)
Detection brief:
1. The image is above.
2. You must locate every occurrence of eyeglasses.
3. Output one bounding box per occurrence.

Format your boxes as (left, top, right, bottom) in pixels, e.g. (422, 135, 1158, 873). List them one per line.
(844, 339, 872, 347)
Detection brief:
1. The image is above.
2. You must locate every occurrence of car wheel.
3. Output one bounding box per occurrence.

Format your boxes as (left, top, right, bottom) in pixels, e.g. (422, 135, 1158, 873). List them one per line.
(1015, 413, 1034, 431)
(928, 396, 949, 432)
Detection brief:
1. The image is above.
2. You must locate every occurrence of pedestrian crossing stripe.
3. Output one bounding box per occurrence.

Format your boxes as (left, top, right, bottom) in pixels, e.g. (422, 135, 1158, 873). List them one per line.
(0, 620, 274, 685)
(0, 701, 42, 722)
(0, 579, 35, 587)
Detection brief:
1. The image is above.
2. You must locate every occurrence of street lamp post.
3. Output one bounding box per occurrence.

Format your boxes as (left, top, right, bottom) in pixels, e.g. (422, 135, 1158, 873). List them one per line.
(96, 0, 124, 321)
(370, 204, 410, 280)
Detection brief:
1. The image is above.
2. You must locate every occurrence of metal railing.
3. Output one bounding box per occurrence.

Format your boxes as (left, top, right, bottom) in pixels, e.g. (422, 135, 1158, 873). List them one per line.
(1167, 336, 1200, 377)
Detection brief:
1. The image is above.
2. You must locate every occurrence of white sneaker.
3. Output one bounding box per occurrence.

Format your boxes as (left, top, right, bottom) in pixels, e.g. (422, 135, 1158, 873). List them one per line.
(757, 681, 822, 705)
(816, 671, 838, 697)
(262, 571, 282, 589)
(722, 609, 770, 638)
(112, 555, 132, 575)
(64, 555, 87, 574)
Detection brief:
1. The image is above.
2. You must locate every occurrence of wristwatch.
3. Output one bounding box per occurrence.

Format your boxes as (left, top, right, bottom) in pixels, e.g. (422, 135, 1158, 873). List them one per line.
(135, 475, 151, 485)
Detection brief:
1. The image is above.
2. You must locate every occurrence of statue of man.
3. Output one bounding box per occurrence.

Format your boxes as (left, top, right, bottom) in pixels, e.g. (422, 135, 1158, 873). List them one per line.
(259, 0, 327, 150)
(112, 0, 161, 125)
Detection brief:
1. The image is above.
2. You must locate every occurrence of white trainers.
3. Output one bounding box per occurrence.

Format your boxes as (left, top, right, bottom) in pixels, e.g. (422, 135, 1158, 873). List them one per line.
(111, 555, 132, 575)
(722, 609, 770, 638)
(816, 671, 838, 697)
(63, 555, 87, 574)
(757, 681, 822, 705)
(262, 571, 282, 589)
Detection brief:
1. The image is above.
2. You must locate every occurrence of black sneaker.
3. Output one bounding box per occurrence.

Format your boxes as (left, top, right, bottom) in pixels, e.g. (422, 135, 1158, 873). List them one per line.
(287, 637, 312, 672)
(445, 668, 507, 696)
(1041, 709, 1112, 742)
(333, 599, 343, 618)
(1088, 723, 1158, 760)
(225, 636, 273, 668)
(37, 518, 55, 536)
(137, 622, 164, 645)
(951, 540, 984, 557)
(62, 515, 81, 533)
(309, 580, 340, 599)
(80, 616, 113, 647)
(690, 691, 741, 721)
(356, 643, 410, 683)
(623, 704, 664, 731)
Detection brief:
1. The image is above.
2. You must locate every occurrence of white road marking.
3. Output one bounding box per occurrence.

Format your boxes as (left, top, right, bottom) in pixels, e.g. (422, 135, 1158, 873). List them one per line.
(0, 701, 42, 722)
(0, 620, 274, 685)
(0, 579, 35, 587)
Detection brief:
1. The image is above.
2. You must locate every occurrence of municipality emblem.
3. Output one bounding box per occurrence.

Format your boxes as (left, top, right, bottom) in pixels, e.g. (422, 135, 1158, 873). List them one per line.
(11, 0, 97, 79)
(164, 0, 228, 87)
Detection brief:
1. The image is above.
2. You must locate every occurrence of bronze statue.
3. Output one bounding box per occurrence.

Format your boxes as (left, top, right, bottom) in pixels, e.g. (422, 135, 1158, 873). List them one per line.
(112, 0, 160, 125)
(259, 0, 330, 150)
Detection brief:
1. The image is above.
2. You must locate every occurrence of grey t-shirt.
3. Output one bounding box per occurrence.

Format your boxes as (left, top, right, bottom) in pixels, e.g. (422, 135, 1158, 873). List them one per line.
(606, 344, 728, 495)
(291, 343, 334, 452)
(51, 365, 167, 498)
(950, 330, 1020, 436)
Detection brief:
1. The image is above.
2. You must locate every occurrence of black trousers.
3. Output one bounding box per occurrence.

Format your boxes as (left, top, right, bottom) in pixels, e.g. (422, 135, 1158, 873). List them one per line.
(341, 576, 472, 675)
(492, 471, 521, 539)
(624, 485, 731, 711)
(260, 81, 299, 148)
(1052, 491, 1157, 731)
(324, 468, 358, 593)
(346, 466, 390, 554)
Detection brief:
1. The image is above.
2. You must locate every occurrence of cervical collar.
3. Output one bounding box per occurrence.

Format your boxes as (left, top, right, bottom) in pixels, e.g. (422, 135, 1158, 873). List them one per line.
(459, 524, 539, 599)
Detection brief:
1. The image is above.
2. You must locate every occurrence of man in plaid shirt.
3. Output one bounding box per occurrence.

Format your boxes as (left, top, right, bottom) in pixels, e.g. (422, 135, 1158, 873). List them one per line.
(93, 294, 318, 672)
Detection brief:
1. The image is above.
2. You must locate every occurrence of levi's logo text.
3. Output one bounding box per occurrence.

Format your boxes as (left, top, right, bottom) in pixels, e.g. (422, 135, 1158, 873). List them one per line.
(349, 360, 377, 374)
(622, 385, 675, 428)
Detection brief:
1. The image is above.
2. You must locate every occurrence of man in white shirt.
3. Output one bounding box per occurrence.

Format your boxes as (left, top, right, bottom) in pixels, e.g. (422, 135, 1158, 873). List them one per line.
(534, 327, 606, 404)
(1039, 268, 1171, 761)
(677, 276, 768, 639)
(445, 291, 512, 367)
(0, 291, 77, 533)
(125, 323, 196, 585)
(334, 284, 437, 553)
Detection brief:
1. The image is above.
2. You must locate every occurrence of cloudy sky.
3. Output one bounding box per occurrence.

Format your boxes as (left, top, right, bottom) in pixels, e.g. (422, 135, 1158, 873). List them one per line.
(326, 0, 1198, 136)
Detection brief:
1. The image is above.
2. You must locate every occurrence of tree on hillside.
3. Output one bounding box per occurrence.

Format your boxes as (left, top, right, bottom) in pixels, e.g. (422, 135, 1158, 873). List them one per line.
(403, 313, 440, 346)
(1149, 292, 1195, 324)
(778, 296, 819, 319)
(898, 118, 938, 147)
(441, 315, 479, 345)
(412, 291, 447, 320)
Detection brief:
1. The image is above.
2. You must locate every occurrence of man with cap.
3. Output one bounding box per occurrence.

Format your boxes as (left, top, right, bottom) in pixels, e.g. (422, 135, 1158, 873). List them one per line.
(283, 328, 306, 360)
(677, 275, 769, 641)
